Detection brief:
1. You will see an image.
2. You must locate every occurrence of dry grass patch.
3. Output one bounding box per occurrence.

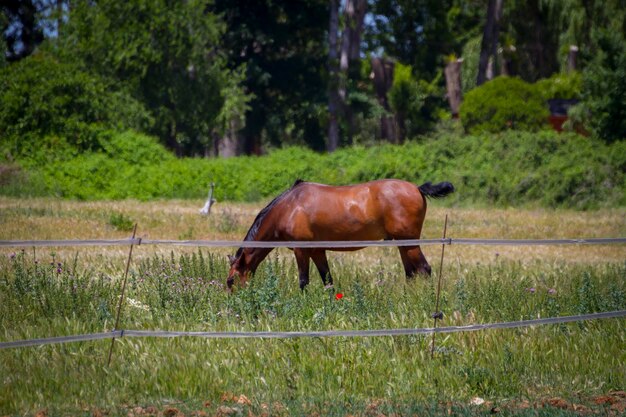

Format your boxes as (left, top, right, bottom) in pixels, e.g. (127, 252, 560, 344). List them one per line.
(1, 197, 624, 267)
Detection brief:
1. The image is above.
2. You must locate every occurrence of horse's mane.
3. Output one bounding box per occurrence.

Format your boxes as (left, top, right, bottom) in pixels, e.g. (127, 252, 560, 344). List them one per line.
(235, 179, 304, 259)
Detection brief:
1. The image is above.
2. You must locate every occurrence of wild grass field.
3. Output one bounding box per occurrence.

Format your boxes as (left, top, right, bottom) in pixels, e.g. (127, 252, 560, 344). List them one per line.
(0, 197, 625, 416)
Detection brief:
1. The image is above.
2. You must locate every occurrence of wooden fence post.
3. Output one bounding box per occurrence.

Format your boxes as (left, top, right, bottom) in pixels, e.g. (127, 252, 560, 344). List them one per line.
(431, 214, 449, 358)
(107, 224, 138, 366)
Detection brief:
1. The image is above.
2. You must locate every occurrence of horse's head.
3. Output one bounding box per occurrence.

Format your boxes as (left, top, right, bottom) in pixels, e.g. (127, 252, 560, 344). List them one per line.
(226, 251, 252, 290)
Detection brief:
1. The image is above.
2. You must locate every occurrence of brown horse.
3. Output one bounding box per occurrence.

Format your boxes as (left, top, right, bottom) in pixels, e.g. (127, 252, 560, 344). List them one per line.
(226, 179, 454, 290)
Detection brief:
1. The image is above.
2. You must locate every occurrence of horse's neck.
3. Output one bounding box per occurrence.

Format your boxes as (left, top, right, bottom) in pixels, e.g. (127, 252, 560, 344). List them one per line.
(244, 210, 278, 273)
(245, 247, 273, 274)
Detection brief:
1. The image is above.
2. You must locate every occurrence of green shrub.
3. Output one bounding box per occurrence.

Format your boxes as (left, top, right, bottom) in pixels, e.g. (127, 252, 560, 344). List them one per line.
(388, 63, 443, 138)
(460, 36, 481, 94)
(580, 30, 626, 142)
(0, 52, 153, 161)
(99, 130, 174, 165)
(460, 76, 550, 134)
(10, 130, 624, 209)
(534, 71, 582, 100)
(108, 212, 135, 232)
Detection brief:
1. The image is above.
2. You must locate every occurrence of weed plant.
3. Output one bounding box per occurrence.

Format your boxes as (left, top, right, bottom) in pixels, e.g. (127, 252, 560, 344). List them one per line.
(108, 212, 135, 232)
(1, 249, 624, 415)
(1, 250, 117, 330)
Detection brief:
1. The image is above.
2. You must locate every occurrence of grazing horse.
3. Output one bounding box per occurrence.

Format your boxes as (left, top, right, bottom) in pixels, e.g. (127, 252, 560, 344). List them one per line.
(226, 179, 454, 290)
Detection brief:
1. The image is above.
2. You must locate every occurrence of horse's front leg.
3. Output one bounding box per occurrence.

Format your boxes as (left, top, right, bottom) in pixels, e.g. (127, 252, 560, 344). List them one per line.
(294, 248, 311, 290)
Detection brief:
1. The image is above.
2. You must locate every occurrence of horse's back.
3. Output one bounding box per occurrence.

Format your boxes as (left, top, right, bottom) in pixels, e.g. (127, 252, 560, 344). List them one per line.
(275, 179, 427, 241)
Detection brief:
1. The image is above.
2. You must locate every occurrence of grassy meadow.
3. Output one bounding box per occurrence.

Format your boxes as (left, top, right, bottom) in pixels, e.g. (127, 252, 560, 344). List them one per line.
(0, 196, 625, 416)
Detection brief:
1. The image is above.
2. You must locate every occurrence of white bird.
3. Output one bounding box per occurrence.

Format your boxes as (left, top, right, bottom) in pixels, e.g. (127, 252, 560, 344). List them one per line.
(199, 184, 217, 215)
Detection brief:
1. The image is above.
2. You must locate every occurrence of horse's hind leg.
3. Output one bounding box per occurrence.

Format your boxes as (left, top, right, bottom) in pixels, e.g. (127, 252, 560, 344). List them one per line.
(294, 248, 311, 290)
(398, 246, 431, 279)
(311, 250, 333, 286)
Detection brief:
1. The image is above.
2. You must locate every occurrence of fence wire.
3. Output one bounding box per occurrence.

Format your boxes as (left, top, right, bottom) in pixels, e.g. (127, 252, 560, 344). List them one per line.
(1, 237, 625, 248)
(1, 236, 624, 352)
(1, 310, 624, 350)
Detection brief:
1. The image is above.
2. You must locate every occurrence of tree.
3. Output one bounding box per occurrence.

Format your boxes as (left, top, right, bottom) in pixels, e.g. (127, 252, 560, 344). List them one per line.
(213, 0, 328, 153)
(500, 0, 560, 81)
(0, 52, 152, 159)
(58, 0, 230, 156)
(337, 0, 367, 144)
(1, 0, 44, 62)
(1, 0, 70, 62)
(476, 0, 502, 86)
(367, 0, 482, 79)
(328, 0, 341, 152)
(366, 0, 482, 139)
(492, 0, 626, 83)
(579, 29, 626, 142)
(371, 57, 396, 142)
(388, 63, 443, 140)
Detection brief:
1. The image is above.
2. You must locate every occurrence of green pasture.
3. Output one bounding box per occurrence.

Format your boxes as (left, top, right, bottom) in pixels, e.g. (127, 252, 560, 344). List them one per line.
(1, 241, 625, 416)
(1, 196, 624, 416)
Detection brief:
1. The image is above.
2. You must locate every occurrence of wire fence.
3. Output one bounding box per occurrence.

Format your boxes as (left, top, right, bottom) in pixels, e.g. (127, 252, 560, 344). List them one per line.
(1, 234, 625, 354)
(2, 237, 625, 248)
(1, 310, 625, 350)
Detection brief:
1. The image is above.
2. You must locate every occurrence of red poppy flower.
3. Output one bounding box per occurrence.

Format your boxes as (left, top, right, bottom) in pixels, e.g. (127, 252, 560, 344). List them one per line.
(335, 293, 344, 300)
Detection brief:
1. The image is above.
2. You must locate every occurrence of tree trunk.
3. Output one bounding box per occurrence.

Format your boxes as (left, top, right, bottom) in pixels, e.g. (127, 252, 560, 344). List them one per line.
(339, 0, 367, 72)
(444, 58, 463, 117)
(500, 44, 516, 76)
(371, 57, 396, 143)
(214, 119, 241, 158)
(327, 0, 340, 152)
(568, 45, 578, 72)
(338, 0, 367, 145)
(491, 0, 502, 74)
(477, 0, 502, 86)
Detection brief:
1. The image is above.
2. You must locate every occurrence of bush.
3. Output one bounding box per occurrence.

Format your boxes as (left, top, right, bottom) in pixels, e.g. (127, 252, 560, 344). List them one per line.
(388, 63, 443, 139)
(32, 130, 176, 200)
(534, 71, 582, 100)
(580, 30, 626, 142)
(460, 76, 549, 134)
(0, 52, 153, 161)
(460, 36, 481, 94)
(8, 130, 624, 209)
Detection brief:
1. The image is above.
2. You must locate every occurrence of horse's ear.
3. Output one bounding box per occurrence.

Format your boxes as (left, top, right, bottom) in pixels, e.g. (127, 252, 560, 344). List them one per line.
(228, 255, 236, 265)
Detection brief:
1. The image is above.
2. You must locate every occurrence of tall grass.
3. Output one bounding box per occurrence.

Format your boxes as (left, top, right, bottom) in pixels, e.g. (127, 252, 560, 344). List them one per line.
(1, 198, 624, 415)
(1, 247, 624, 415)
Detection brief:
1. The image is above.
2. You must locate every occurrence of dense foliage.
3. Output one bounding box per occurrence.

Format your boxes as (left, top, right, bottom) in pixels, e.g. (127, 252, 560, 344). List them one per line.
(0, 52, 152, 160)
(368, 0, 482, 79)
(212, 0, 329, 151)
(388, 63, 443, 139)
(459, 76, 549, 134)
(57, 0, 233, 155)
(3, 129, 623, 210)
(578, 30, 626, 143)
(2, 1, 624, 153)
(534, 71, 582, 100)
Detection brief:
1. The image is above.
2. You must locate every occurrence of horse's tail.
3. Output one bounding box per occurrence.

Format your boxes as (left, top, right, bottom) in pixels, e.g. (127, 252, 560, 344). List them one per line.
(418, 181, 455, 199)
